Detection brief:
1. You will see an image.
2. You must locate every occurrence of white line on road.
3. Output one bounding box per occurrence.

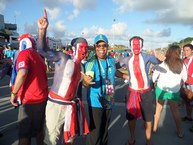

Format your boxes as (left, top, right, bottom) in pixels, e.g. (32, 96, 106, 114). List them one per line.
(108, 114, 121, 130)
(122, 120, 128, 128)
(0, 85, 9, 89)
(48, 77, 53, 80)
(0, 120, 18, 130)
(0, 77, 53, 89)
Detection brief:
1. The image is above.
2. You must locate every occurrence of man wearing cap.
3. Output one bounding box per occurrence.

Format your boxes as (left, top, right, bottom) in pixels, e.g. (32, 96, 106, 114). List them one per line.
(4, 43, 16, 60)
(117, 36, 165, 145)
(83, 34, 129, 145)
(37, 9, 89, 145)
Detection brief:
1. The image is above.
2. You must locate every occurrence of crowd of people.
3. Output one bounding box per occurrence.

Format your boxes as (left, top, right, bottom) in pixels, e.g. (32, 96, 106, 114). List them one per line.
(0, 8, 193, 145)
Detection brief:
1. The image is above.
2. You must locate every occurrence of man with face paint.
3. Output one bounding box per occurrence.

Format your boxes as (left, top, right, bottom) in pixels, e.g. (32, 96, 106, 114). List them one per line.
(37, 9, 89, 145)
(118, 36, 165, 145)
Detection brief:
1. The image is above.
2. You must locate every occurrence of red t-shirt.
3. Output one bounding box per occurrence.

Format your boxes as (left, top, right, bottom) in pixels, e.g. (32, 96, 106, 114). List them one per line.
(16, 48, 48, 104)
(184, 58, 193, 84)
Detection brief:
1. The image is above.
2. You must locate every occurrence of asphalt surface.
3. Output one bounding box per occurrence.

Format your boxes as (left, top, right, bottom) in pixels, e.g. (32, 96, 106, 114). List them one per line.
(0, 72, 193, 145)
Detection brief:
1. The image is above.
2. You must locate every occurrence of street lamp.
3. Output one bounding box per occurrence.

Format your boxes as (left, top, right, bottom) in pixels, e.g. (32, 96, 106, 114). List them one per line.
(113, 19, 116, 51)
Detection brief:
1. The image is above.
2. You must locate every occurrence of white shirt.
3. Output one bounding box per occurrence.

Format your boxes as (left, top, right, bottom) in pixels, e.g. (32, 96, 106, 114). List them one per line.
(152, 62, 187, 93)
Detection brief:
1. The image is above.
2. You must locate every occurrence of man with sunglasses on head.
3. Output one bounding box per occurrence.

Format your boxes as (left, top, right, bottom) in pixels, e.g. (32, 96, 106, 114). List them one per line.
(82, 34, 129, 145)
(117, 36, 165, 145)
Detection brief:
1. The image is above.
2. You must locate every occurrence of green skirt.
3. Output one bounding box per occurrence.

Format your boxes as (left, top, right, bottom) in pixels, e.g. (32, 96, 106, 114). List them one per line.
(155, 86, 180, 101)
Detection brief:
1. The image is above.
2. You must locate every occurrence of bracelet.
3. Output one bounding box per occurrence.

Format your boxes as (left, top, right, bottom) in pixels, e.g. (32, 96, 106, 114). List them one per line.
(11, 92, 17, 97)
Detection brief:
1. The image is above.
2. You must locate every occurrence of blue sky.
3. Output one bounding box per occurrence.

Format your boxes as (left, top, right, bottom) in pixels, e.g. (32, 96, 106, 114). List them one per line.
(0, 0, 193, 49)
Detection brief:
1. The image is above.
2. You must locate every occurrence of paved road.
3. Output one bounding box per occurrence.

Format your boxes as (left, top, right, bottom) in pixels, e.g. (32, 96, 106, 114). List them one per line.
(0, 73, 193, 145)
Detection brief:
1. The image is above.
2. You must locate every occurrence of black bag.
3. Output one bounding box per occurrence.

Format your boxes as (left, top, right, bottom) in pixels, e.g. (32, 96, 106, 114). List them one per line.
(99, 97, 108, 109)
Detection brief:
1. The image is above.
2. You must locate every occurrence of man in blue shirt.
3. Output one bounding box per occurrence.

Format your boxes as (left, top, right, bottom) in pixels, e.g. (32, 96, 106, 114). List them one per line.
(4, 43, 15, 59)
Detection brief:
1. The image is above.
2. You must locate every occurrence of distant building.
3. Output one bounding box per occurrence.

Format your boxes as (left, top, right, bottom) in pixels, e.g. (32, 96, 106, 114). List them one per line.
(0, 14, 19, 47)
(0, 14, 4, 29)
(9, 35, 19, 49)
(32, 35, 62, 50)
(1, 14, 61, 50)
(46, 37, 62, 50)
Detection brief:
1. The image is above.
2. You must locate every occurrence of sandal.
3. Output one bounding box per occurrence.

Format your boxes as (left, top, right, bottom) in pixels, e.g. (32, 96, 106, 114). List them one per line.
(177, 131, 184, 138)
(129, 140, 135, 145)
(181, 116, 193, 121)
(125, 140, 135, 145)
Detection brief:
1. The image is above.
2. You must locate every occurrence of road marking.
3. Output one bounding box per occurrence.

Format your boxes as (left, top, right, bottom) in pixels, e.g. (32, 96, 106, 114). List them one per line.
(0, 120, 18, 130)
(48, 77, 53, 80)
(0, 85, 9, 89)
(0, 77, 53, 89)
(122, 120, 128, 128)
(108, 114, 121, 130)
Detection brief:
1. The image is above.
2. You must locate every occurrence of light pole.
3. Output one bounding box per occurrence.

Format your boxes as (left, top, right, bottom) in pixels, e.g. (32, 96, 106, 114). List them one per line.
(113, 19, 116, 51)
(14, 15, 16, 24)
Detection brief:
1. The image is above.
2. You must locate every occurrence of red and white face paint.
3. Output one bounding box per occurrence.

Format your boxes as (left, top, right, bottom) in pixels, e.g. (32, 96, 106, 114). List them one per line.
(74, 42, 88, 62)
(130, 37, 143, 55)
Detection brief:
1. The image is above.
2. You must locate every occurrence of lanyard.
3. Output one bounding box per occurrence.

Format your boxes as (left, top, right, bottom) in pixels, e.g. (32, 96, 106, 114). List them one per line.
(96, 56, 108, 95)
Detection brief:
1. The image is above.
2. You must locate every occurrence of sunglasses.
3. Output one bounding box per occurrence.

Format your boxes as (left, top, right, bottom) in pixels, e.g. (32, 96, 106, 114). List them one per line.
(95, 44, 108, 48)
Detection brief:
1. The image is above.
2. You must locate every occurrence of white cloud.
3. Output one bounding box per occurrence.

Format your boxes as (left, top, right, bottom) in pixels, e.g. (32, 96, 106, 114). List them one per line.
(67, 9, 79, 20)
(46, 7, 61, 20)
(113, 0, 173, 13)
(112, 22, 128, 36)
(142, 28, 171, 37)
(140, 28, 172, 49)
(24, 22, 38, 35)
(41, 0, 96, 20)
(50, 20, 67, 38)
(14, 11, 21, 17)
(157, 28, 171, 37)
(112, 0, 134, 13)
(113, 0, 193, 26)
(77, 22, 128, 45)
(40, 0, 70, 8)
(0, 1, 6, 12)
(148, 1, 193, 25)
(67, 0, 96, 20)
(0, 0, 15, 13)
(73, 0, 96, 10)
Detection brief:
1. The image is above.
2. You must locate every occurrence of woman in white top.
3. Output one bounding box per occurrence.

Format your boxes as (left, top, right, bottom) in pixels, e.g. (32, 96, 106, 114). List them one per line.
(152, 45, 187, 138)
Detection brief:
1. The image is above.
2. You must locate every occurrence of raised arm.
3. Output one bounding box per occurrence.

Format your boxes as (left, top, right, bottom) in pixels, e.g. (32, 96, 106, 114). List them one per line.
(150, 50, 166, 64)
(37, 9, 61, 62)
